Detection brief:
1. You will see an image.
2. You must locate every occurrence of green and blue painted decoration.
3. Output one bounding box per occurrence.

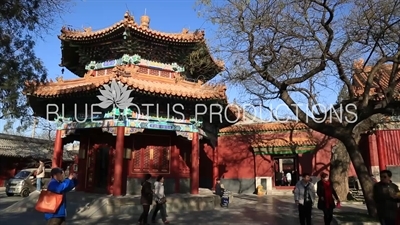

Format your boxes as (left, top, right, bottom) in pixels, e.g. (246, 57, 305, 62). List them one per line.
(85, 54, 185, 73)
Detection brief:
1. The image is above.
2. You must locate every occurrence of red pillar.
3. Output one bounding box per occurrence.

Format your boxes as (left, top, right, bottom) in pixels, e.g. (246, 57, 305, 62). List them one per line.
(76, 134, 88, 191)
(190, 132, 199, 194)
(212, 144, 219, 189)
(113, 126, 125, 196)
(376, 130, 387, 171)
(52, 130, 63, 168)
(172, 145, 180, 193)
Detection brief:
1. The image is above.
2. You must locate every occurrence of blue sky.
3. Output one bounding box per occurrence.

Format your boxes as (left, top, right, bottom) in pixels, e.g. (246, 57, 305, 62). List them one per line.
(1, 0, 340, 134)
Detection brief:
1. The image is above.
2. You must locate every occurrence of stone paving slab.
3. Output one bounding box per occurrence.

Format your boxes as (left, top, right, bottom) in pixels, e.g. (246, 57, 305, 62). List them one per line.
(333, 204, 378, 225)
(0, 195, 334, 225)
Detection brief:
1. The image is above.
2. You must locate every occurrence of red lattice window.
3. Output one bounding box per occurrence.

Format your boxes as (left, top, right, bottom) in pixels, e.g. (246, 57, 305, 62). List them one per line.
(131, 136, 171, 174)
(142, 148, 150, 172)
(149, 69, 159, 76)
(160, 71, 170, 78)
(96, 69, 106, 76)
(152, 146, 160, 171)
(132, 150, 141, 172)
(160, 147, 170, 172)
(138, 66, 148, 74)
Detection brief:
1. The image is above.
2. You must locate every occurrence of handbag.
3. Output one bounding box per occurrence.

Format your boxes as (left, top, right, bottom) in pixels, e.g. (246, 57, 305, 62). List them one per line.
(157, 197, 166, 204)
(35, 190, 63, 213)
(155, 182, 166, 204)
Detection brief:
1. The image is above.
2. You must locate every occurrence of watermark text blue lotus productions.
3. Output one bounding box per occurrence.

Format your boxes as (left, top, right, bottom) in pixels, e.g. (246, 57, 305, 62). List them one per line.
(46, 102, 358, 124)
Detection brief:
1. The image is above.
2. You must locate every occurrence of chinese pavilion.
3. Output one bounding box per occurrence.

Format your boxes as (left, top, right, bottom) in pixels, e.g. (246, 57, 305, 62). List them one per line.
(25, 12, 238, 196)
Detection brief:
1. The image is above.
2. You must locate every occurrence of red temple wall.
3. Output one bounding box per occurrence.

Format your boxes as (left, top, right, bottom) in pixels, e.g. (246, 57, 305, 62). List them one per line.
(73, 127, 360, 195)
(375, 130, 400, 166)
(76, 129, 200, 195)
(217, 130, 356, 193)
(359, 130, 400, 179)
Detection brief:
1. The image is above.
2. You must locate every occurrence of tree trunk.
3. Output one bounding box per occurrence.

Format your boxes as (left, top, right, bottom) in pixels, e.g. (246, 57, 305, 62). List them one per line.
(342, 138, 376, 216)
(330, 141, 349, 201)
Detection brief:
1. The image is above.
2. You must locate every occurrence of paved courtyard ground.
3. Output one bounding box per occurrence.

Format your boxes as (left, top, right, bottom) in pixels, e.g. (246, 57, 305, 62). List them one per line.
(0, 195, 342, 225)
(0, 193, 23, 211)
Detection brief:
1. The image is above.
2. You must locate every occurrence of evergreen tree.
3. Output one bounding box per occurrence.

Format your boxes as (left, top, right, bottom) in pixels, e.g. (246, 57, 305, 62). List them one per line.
(0, 0, 71, 127)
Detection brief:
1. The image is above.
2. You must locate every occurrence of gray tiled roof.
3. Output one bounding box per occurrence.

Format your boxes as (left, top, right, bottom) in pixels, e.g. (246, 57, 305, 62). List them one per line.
(0, 133, 74, 161)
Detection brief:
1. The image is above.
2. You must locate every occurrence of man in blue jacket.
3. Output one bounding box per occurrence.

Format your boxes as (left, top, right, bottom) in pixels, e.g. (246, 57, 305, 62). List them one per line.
(45, 167, 77, 225)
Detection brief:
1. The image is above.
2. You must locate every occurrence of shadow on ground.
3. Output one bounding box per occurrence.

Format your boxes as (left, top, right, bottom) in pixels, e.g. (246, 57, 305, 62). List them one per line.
(0, 195, 340, 225)
(0, 196, 22, 210)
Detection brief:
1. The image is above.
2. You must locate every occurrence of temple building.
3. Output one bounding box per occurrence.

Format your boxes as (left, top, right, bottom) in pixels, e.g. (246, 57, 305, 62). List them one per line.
(216, 121, 358, 193)
(25, 12, 238, 195)
(27, 13, 397, 196)
(352, 60, 400, 184)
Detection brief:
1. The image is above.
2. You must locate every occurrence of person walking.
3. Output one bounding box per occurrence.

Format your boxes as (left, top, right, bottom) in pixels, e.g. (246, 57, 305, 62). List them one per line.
(281, 171, 287, 186)
(138, 174, 153, 225)
(286, 171, 292, 186)
(373, 170, 400, 225)
(44, 167, 77, 225)
(36, 161, 45, 192)
(151, 175, 170, 224)
(317, 172, 340, 225)
(294, 173, 316, 225)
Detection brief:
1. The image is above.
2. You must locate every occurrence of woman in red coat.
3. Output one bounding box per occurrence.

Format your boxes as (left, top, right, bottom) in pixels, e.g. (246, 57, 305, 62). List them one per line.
(317, 172, 340, 225)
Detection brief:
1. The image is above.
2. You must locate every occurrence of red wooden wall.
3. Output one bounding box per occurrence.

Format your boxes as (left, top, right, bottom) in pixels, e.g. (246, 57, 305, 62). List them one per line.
(376, 130, 400, 166)
(217, 130, 357, 182)
(361, 130, 400, 169)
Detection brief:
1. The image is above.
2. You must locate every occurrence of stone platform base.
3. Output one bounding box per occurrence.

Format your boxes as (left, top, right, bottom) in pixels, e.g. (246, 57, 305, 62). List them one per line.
(79, 193, 220, 218)
(1, 189, 222, 220)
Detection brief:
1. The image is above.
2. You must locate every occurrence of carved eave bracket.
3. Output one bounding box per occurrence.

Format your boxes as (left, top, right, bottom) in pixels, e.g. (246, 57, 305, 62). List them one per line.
(176, 131, 203, 141)
(196, 79, 204, 86)
(174, 73, 184, 83)
(112, 65, 139, 78)
(84, 70, 95, 79)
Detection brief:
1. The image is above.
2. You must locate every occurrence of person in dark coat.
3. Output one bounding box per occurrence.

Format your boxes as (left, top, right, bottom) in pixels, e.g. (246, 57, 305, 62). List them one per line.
(373, 170, 400, 225)
(215, 178, 224, 197)
(276, 172, 282, 186)
(317, 172, 340, 225)
(138, 174, 153, 225)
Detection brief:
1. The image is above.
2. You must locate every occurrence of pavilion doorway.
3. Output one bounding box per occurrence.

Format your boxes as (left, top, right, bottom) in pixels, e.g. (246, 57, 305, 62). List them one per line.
(94, 145, 110, 193)
(85, 142, 114, 194)
(273, 155, 298, 187)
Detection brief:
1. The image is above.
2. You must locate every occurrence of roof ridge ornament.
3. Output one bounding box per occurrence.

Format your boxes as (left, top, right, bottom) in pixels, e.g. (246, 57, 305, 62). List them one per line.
(83, 27, 92, 33)
(124, 11, 135, 22)
(353, 58, 364, 70)
(56, 76, 64, 83)
(140, 14, 150, 29)
(182, 28, 189, 34)
(174, 73, 184, 83)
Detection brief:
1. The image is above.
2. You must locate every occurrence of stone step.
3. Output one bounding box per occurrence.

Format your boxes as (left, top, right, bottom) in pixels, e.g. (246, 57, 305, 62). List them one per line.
(268, 189, 294, 196)
(74, 193, 219, 219)
(1, 191, 102, 216)
(1, 189, 221, 220)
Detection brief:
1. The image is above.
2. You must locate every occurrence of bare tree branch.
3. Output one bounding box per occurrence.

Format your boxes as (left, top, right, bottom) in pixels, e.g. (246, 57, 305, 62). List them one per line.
(197, 0, 400, 216)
